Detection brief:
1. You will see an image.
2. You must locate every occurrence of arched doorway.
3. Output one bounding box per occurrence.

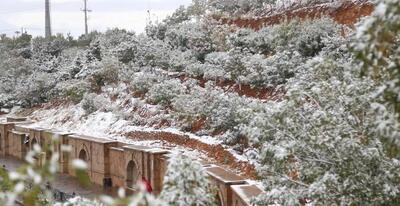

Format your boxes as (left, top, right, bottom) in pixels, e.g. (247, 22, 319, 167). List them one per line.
(31, 138, 38, 148)
(24, 135, 30, 153)
(79, 149, 88, 162)
(126, 160, 139, 188)
(30, 138, 39, 160)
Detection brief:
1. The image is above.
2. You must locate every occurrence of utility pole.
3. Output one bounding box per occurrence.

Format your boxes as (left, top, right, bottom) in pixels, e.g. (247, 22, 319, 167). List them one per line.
(82, 0, 92, 35)
(45, 0, 52, 38)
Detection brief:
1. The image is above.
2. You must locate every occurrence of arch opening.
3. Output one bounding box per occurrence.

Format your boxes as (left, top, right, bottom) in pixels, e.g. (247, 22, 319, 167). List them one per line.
(126, 160, 139, 188)
(79, 149, 88, 162)
(31, 138, 39, 160)
(24, 135, 30, 151)
(31, 138, 38, 147)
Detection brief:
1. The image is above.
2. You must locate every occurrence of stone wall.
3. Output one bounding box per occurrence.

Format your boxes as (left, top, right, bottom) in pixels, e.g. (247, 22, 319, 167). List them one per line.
(0, 117, 262, 205)
(231, 185, 263, 206)
(68, 134, 118, 185)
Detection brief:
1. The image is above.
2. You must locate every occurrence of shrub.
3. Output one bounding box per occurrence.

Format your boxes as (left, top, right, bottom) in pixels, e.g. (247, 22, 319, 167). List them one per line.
(130, 70, 167, 95)
(147, 79, 186, 106)
(160, 152, 217, 206)
(89, 58, 120, 92)
(62, 82, 89, 104)
(81, 93, 111, 114)
(165, 22, 215, 61)
(135, 36, 171, 69)
(172, 83, 252, 133)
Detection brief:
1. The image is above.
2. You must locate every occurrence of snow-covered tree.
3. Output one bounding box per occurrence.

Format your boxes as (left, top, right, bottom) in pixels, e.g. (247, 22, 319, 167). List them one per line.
(246, 43, 400, 205)
(354, 0, 400, 150)
(160, 152, 217, 206)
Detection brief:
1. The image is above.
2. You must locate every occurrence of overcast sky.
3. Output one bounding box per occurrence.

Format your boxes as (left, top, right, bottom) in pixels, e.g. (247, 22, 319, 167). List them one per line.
(0, 0, 192, 37)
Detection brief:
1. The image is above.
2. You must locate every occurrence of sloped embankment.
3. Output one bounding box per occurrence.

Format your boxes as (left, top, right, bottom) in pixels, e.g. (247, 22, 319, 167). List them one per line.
(218, 1, 374, 30)
(19, 102, 257, 180)
(126, 130, 257, 179)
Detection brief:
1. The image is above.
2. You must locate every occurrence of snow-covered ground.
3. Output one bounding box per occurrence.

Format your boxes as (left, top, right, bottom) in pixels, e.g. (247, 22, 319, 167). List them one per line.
(28, 104, 221, 146)
(17, 102, 255, 167)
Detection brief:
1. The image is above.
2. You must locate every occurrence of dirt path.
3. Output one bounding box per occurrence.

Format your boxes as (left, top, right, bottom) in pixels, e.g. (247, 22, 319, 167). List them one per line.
(125, 130, 257, 179)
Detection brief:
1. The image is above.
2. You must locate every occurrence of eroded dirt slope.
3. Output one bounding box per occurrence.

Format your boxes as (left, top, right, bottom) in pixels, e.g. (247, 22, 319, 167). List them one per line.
(218, 1, 374, 30)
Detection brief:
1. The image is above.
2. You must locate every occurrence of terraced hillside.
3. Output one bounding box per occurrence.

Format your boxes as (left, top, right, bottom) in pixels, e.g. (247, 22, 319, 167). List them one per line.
(1, 0, 399, 205)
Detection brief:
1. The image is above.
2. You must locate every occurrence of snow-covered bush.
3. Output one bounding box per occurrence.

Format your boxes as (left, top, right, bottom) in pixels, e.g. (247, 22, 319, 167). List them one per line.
(134, 36, 171, 69)
(147, 79, 187, 106)
(228, 28, 273, 55)
(16, 72, 56, 107)
(294, 18, 342, 57)
(201, 52, 229, 80)
(81, 93, 112, 114)
(31, 35, 69, 58)
(160, 152, 217, 206)
(58, 80, 90, 104)
(246, 55, 400, 205)
(165, 22, 216, 61)
(146, 21, 168, 41)
(0, 33, 32, 50)
(229, 18, 341, 57)
(354, 0, 400, 150)
(164, 5, 192, 26)
(129, 69, 167, 95)
(97, 29, 138, 64)
(172, 83, 253, 134)
(89, 58, 120, 92)
(223, 49, 250, 84)
(167, 50, 198, 72)
(242, 52, 296, 87)
(208, 0, 338, 17)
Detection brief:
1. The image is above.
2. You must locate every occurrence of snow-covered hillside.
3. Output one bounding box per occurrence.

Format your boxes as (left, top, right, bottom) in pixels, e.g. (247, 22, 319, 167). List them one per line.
(1, 0, 399, 205)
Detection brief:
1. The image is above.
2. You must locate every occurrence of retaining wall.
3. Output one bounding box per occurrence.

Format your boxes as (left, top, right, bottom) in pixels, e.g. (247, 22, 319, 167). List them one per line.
(0, 116, 262, 205)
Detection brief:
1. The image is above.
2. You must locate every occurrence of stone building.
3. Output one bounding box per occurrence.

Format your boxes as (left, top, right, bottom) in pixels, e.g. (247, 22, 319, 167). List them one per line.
(68, 134, 119, 186)
(0, 116, 263, 205)
(231, 184, 263, 206)
(206, 166, 248, 206)
(0, 117, 31, 157)
(109, 144, 168, 196)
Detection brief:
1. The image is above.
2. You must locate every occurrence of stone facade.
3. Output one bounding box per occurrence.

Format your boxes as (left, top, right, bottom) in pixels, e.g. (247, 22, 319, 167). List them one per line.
(0, 122, 15, 156)
(0, 118, 31, 156)
(231, 185, 263, 206)
(41, 129, 72, 173)
(8, 130, 29, 159)
(0, 116, 263, 203)
(108, 145, 168, 196)
(206, 166, 248, 206)
(68, 134, 118, 186)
